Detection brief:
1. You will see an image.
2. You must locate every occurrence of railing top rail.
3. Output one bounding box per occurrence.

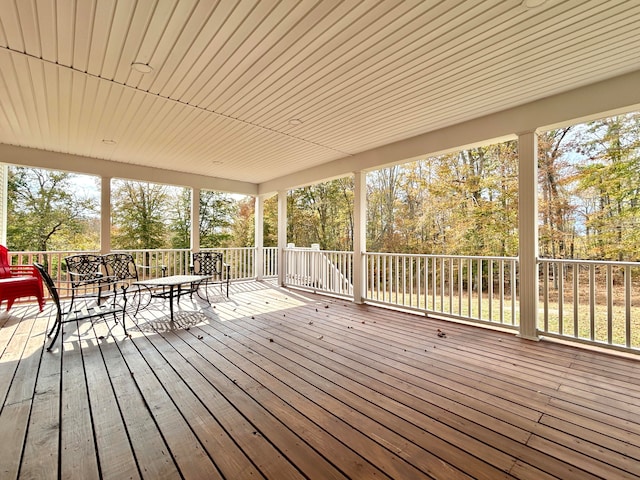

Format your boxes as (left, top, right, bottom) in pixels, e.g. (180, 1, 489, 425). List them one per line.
(111, 248, 190, 253)
(199, 247, 255, 250)
(366, 252, 518, 261)
(538, 257, 640, 267)
(286, 248, 353, 255)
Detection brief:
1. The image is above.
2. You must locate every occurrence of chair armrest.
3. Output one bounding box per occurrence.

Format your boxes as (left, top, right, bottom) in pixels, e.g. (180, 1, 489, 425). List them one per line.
(134, 264, 167, 278)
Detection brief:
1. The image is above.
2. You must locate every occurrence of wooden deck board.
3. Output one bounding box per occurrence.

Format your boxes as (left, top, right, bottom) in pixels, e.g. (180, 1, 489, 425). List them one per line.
(1, 280, 640, 479)
(209, 292, 600, 480)
(85, 320, 141, 480)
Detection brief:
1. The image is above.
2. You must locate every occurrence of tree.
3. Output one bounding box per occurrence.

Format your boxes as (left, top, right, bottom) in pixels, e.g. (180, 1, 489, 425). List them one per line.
(228, 196, 255, 247)
(577, 114, 640, 260)
(111, 180, 169, 250)
(538, 128, 577, 259)
(199, 190, 236, 247)
(7, 167, 97, 252)
(263, 195, 279, 247)
(168, 189, 192, 249)
(288, 178, 354, 250)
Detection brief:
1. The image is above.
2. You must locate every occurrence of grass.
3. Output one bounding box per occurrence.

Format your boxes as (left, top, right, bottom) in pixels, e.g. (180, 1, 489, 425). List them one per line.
(366, 287, 640, 351)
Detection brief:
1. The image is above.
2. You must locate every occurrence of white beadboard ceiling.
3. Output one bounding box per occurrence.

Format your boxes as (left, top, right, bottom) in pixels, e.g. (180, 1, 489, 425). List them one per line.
(0, 0, 639, 188)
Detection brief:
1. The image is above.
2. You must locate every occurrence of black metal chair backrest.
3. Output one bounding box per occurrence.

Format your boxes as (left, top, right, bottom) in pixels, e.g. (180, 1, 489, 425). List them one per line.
(103, 253, 139, 283)
(64, 254, 106, 286)
(192, 252, 224, 277)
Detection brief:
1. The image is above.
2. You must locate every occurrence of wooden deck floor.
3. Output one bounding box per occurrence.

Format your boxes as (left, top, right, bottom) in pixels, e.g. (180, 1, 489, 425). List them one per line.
(1, 280, 639, 479)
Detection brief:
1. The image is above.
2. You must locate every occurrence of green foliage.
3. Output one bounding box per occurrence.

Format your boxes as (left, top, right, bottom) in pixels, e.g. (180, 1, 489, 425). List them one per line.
(366, 142, 519, 255)
(227, 196, 254, 247)
(575, 114, 640, 260)
(165, 189, 238, 248)
(7, 167, 97, 251)
(111, 180, 170, 250)
(288, 178, 354, 250)
(168, 189, 192, 249)
(263, 196, 279, 247)
(199, 190, 236, 247)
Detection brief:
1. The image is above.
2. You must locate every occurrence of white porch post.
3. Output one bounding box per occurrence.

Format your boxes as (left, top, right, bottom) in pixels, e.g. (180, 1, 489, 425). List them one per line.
(191, 188, 200, 254)
(353, 171, 367, 303)
(100, 176, 111, 254)
(518, 131, 539, 341)
(254, 195, 264, 280)
(277, 190, 287, 287)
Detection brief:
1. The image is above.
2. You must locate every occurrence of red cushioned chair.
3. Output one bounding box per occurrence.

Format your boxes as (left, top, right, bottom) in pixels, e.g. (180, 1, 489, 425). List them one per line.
(0, 245, 45, 312)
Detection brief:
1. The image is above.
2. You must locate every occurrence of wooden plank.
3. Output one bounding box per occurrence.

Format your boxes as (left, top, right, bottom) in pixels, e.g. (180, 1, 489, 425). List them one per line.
(98, 329, 181, 479)
(0, 315, 36, 405)
(222, 294, 545, 433)
(85, 320, 141, 480)
(0, 401, 32, 479)
(7, 282, 640, 480)
(192, 321, 482, 480)
(59, 322, 99, 480)
(208, 286, 612, 479)
(129, 311, 327, 480)
(526, 434, 636, 480)
(141, 320, 350, 480)
(539, 407, 640, 451)
(126, 329, 263, 479)
(19, 315, 61, 480)
(114, 332, 222, 479)
(206, 305, 588, 480)
(0, 312, 50, 479)
(530, 420, 640, 476)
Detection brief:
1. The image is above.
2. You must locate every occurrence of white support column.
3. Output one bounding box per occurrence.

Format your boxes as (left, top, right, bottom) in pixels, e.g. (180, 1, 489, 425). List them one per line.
(277, 190, 287, 287)
(100, 176, 111, 254)
(518, 131, 539, 341)
(191, 188, 200, 254)
(353, 171, 367, 304)
(254, 195, 264, 280)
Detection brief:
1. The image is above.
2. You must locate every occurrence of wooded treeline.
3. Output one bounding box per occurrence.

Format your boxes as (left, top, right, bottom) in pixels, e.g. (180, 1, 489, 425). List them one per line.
(6, 113, 640, 260)
(286, 112, 640, 260)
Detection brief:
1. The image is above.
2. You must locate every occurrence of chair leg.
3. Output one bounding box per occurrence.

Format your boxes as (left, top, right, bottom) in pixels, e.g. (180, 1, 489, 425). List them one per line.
(47, 313, 59, 337)
(46, 314, 62, 351)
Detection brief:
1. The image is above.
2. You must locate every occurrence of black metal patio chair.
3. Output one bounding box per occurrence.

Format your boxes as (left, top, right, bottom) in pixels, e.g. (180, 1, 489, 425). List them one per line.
(103, 252, 165, 314)
(64, 254, 112, 313)
(190, 251, 230, 299)
(34, 263, 127, 351)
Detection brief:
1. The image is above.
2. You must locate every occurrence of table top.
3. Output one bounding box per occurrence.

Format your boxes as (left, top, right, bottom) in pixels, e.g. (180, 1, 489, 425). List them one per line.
(133, 274, 213, 287)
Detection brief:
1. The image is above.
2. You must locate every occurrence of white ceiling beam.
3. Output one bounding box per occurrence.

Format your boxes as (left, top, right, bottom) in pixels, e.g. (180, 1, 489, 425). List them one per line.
(0, 143, 257, 195)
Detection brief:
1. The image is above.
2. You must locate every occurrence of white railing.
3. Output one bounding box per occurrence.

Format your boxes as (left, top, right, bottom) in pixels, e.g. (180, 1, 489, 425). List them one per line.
(263, 247, 278, 278)
(285, 247, 354, 297)
(200, 246, 278, 280)
(365, 253, 519, 329)
(201, 247, 254, 280)
(114, 248, 190, 278)
(10, 249, 101, 286)
(8, 247, 277, 302)
(539, 258, 640, 351)
(10, 247, 640, 354)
